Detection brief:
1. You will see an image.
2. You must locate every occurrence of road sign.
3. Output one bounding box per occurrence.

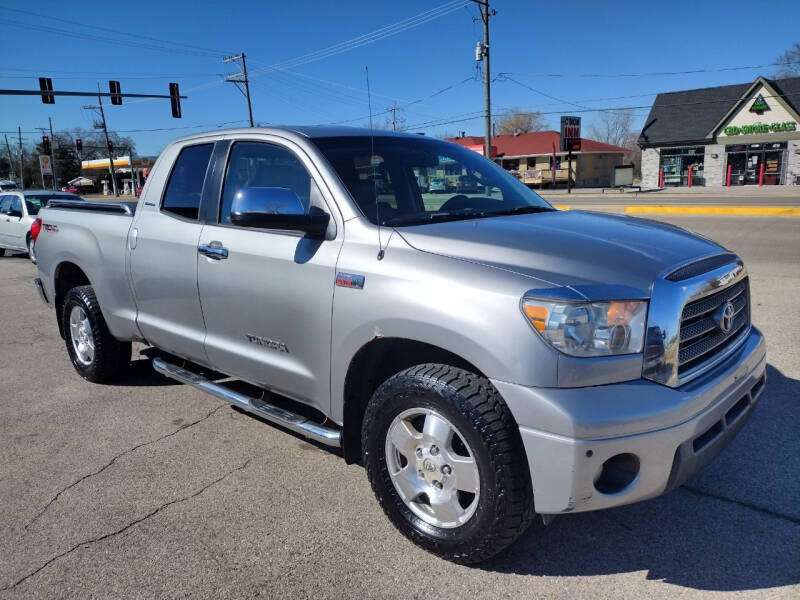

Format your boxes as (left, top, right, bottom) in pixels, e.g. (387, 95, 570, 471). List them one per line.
(560, 116, 581, 152)
(39, 155, 53, 175)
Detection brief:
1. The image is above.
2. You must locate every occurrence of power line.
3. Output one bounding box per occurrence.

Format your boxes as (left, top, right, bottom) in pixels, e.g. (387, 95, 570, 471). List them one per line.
(0, 6, 229, 57)
(496, 75, 590, 110)
(248, 0, 470, 74)
(0, 73, 223, 80)
(321, 76, 476, 126)
(497, 62, 797, 79)
(404, 89, 800, 130)
(0, 18, 224, 58)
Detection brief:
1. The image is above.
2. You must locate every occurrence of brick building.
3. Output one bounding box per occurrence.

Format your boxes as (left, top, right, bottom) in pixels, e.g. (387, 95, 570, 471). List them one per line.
(446, 131, 628, 188)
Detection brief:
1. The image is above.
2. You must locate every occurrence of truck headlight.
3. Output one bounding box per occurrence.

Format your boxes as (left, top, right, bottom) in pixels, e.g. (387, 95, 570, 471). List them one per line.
(521, 298, 647, 357)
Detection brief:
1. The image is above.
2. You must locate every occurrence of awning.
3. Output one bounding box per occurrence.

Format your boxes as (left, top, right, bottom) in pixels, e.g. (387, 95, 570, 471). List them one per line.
(81, 156, 155, 172)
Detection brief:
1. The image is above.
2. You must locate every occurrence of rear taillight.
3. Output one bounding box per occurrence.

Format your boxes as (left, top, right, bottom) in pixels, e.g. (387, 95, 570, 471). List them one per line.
(31, 217, 42, 242)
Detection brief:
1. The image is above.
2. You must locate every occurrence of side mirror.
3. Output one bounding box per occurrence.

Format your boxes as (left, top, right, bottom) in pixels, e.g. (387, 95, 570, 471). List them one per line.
(230, 187, 330, 239)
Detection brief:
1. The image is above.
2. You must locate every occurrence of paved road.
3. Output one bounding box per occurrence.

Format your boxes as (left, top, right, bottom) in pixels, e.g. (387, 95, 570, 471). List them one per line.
(0, 215, 798, 599)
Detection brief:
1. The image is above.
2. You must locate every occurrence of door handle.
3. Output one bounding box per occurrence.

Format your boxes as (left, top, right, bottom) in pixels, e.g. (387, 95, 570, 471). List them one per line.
(198, 242, 228, 260)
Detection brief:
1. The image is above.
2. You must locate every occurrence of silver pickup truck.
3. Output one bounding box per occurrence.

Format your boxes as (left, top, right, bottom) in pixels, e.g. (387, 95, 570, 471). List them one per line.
(33, 126, 766, 563)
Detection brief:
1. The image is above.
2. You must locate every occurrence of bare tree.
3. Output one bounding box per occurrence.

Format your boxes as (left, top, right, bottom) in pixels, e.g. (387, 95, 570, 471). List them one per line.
(622, 131, 642, 180)
(774, 42, 800, 78)
(588, 110, 635, 147)
(495, 109, 545, 135)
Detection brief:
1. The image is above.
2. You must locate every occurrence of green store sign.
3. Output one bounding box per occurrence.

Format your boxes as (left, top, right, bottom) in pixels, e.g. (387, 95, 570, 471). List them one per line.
(723, 121, 797, 136)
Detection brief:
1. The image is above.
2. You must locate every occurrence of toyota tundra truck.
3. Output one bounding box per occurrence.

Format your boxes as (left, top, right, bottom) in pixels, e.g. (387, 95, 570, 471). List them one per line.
(32, 126, 766, 563)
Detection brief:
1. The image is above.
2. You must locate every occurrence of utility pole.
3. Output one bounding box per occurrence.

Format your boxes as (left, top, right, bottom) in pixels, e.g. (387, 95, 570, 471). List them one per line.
(387, 103, 401, 131)
(89, 83, 119, 196)
(473, 0, 496, 161)
(4, 134, 15, 182)
(17, 126, 24, 191)
(223, 53, 254, 127)
(49, 117, 58, 190)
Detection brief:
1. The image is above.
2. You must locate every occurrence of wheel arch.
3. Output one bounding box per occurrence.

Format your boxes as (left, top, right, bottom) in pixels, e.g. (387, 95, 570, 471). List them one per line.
(53, 261, 92, 338)
(341, 337, 486, 464)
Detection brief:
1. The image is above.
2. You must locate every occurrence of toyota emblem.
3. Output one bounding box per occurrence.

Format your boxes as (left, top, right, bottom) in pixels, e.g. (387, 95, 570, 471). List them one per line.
(716, 300, 735, 333)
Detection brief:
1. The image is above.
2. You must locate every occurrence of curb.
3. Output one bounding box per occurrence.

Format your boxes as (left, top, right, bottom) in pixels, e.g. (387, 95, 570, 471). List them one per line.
(554, 205, 800, 216)
(624, 206, 800, 216)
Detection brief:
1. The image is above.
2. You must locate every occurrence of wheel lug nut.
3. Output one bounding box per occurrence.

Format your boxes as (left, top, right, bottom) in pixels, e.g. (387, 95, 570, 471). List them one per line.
(432, 480, 443, 489)
(415, 448, 423, 458)
(430, 445, 439, 456)
(418, 470, 425, 479)
(441, 465, 452, 475)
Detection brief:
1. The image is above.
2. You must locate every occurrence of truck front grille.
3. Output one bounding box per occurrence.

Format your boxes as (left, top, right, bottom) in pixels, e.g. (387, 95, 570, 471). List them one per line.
(677, 278, 750, 376)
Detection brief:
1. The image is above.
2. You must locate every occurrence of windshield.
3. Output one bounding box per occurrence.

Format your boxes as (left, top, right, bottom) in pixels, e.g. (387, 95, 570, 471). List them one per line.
(312, 136, 554, 226)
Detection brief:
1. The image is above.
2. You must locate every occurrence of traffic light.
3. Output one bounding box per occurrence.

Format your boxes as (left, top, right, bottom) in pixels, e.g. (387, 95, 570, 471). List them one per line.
(169, 82, 182, 118)
(107, 140, 114, 154)
(39, 77, 55, 104)
(109, 80, 122, 105)
(42, 136, 51, 154)
(76, 138, 83, 153)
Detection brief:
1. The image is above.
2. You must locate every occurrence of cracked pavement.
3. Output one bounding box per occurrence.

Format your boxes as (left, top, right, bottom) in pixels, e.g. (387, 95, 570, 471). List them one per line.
(1, 214, 798, 599)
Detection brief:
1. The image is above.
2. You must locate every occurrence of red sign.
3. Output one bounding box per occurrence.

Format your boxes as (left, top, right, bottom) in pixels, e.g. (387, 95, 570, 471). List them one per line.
(466, 144, 498, 157)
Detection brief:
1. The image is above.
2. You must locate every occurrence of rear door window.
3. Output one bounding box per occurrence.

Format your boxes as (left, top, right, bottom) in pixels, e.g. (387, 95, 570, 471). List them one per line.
(161, 143, 214, 220)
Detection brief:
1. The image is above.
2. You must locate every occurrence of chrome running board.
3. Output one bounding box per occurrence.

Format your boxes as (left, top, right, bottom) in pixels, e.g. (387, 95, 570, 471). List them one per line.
(152, 357, 341, 447)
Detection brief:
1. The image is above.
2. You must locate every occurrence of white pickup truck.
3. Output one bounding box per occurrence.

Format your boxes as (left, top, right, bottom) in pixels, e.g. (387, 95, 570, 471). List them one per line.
(33, 127, 766, 563)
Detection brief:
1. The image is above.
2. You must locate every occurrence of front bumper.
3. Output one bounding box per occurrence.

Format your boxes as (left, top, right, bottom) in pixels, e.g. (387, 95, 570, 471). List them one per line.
(492, 327, 766, 514)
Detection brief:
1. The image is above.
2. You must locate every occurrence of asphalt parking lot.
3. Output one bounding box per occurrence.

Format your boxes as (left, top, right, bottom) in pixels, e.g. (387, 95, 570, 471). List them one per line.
(1, 213, 798, 599)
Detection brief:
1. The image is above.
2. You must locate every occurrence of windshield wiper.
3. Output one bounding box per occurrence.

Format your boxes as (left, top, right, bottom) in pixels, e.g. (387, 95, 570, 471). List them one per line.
(487, 205, 555, 217)
(383, 211, 488, 227)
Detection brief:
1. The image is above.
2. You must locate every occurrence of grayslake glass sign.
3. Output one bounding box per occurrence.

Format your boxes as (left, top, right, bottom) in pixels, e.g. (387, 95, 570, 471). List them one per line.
(723, 121, 797, 136)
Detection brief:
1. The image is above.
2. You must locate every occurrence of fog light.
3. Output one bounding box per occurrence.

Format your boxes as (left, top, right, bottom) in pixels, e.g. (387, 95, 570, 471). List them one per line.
(594, 453, 640, 495)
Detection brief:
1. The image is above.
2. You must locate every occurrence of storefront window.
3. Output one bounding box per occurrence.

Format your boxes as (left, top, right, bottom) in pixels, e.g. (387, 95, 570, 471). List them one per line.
(659, 146, 705, 186)
(725, 142, 786, 186)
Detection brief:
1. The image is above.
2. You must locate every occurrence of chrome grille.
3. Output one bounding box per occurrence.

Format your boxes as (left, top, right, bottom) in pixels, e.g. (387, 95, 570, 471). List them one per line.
(677, 277, 750, 376)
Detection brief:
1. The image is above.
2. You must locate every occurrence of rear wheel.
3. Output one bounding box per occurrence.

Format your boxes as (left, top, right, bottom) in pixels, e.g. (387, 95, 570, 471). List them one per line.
(362, 364, 535, 564)
(0, 248, 5, 257)
(62, 285, 131, 382)
(27, 236, 36, 264)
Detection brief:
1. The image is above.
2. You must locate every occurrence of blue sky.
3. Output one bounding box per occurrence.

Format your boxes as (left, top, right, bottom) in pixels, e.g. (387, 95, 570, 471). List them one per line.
(1, 0, 798, 155)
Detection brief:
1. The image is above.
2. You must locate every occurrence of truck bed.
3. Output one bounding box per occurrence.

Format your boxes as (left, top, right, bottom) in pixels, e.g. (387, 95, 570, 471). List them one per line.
(35, 200, 142, 342)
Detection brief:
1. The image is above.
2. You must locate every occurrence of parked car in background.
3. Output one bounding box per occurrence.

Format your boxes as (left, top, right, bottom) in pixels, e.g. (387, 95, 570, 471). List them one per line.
(429, 177, 448, 193)
(455, 174, 480, 193)
(0, 179, 19, 191)
(0, 190, 81, 263)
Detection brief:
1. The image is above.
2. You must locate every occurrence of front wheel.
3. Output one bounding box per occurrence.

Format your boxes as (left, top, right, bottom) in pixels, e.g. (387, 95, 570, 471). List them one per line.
(62, 285, 131, 382)
(362, 364, 535, 564)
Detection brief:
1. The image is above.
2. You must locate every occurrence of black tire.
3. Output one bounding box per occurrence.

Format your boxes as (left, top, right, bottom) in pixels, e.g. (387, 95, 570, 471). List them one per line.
(0, 248, 5, 257)
(62, 285, 131, 382)
(27, 235, 36, 264)
(362, 363, 535, 564)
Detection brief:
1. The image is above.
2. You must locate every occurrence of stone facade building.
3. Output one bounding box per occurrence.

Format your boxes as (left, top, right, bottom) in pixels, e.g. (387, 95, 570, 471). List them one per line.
(639, 76, 800, 188)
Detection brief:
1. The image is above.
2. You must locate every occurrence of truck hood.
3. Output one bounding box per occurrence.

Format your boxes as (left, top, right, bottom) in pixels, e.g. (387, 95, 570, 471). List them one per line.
(396, 210, 725, 295)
